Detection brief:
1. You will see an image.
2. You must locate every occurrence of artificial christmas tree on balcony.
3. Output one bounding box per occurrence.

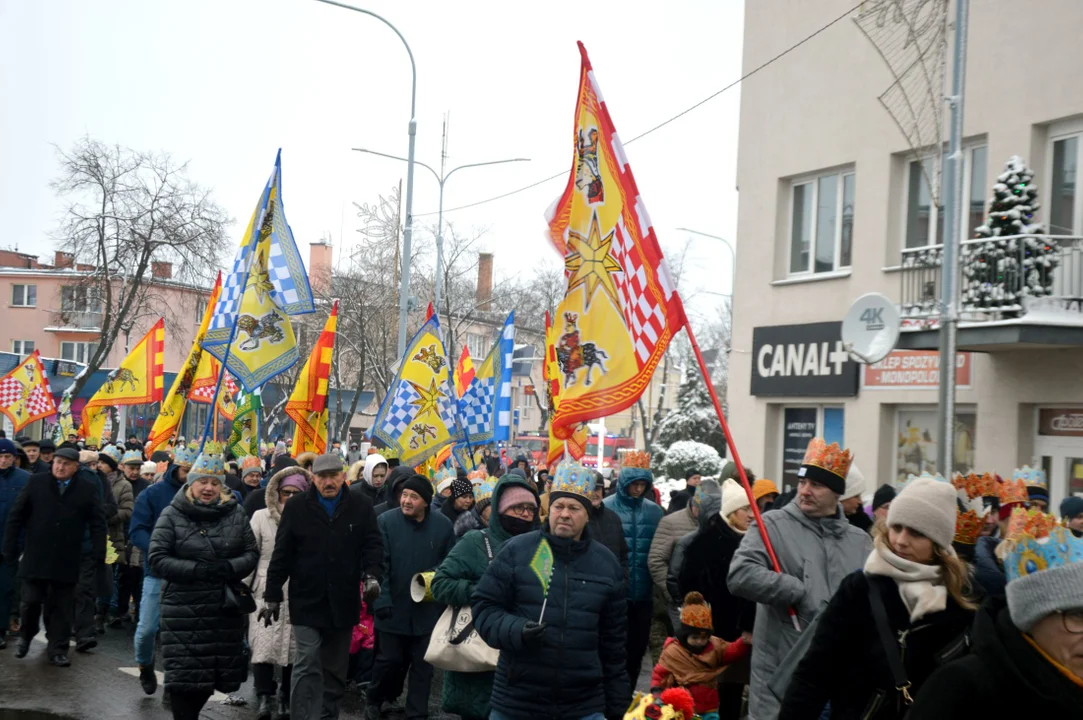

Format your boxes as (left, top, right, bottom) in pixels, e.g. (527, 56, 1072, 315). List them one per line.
(962, 155, 1057, 314)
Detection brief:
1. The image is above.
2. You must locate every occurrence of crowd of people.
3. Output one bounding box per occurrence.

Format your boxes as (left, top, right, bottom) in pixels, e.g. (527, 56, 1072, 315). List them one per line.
(2, 428, 1083, 720)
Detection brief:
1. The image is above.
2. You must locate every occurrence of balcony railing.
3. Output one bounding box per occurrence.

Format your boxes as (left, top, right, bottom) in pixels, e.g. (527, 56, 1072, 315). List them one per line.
(47, 309, 104, 330)
(900, 234, 1083, 321)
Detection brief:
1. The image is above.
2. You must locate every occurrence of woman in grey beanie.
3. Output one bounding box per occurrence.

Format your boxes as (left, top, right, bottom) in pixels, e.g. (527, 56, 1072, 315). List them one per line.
(779, 476, 977, 718)
(909, 511, 1083, 717)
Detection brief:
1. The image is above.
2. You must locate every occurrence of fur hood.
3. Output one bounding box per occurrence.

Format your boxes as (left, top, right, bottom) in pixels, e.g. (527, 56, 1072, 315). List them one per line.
(347, 460, 365, 485)
(454, 508, 486, 538)
(266, 465, 315, 523)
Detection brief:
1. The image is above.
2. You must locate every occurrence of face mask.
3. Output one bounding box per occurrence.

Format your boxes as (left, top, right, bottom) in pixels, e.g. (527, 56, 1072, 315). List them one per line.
(499, 513, 535, 537)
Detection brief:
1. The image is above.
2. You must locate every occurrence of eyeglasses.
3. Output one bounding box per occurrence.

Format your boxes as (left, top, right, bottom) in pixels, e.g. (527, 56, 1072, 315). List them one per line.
(280, 490, 301, 499)
(504, 503, 537, 518)
(1059, 610, 1083, 634)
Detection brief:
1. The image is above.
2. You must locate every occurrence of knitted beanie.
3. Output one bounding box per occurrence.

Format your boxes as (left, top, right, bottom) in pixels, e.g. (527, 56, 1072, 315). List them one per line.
(240, 456, 262, 477)
(751, 479, 779, 502)
(719, 478, 751, 519)
(886, 477, 958, 550)
(872, 484, 896, 512)
(498, 485, 538, 514)
(402, 474, 434, 505)
(436, 477, 455, 495)
(1060, 495, 1083, 520)
(679, 592, 713, 630)
(280, 473, 310, 494)
(1008, 561, 1083, 632)
(841, 463, 865, 501)
(450, 477, 473, 500)
(141, 461, 157, 476)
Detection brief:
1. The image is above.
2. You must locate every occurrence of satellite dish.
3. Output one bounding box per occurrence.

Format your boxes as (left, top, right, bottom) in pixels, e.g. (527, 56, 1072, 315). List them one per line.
(841, 293, 900, 364)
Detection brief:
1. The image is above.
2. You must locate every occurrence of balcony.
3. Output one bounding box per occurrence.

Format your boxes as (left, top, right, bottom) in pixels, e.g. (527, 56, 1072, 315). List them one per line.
(898, 234, 1083, 351)
(45, 309, 104, 333)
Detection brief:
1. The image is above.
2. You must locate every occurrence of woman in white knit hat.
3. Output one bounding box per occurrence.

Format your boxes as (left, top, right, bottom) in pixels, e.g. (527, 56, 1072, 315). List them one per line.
(778, 476, 977, 719)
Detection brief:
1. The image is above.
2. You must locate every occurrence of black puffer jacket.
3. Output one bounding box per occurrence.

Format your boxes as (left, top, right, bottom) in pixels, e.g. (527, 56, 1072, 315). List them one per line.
(780, 568, 975, 720)
(678, 513, 755, 641)
(973, 535, 1007, 599)
(472, 526, 631, 720)
(587, 501, 628, 580)
(908, 597, 1083, 717)
(148, 485, 258, 695)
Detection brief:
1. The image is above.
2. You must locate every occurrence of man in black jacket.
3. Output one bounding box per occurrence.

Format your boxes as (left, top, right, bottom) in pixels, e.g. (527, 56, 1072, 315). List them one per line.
(588, 471, 628, 579)
(1, 447, 106, 666)
(262, 453, 383, 720)
(473, 465, 631, 720)
(21, 439, 49, 474)
(365, 475, 455, 720)
(666, 468, 701, 515)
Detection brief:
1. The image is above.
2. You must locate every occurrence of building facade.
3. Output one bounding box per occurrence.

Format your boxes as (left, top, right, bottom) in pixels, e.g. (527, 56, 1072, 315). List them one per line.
(729, 0, 1083, 507)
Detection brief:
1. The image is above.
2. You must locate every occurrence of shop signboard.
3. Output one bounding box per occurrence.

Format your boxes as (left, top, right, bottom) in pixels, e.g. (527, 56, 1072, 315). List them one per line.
(1038, 408, 1083, 437)
(863, 351, 972, 390)
(782, 407, 818, 491)
(751, 322, 859, 397)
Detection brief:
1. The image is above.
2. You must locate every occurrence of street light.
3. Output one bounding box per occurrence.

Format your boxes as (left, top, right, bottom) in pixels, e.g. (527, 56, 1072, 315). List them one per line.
(353, 148, 529, 310)
(313, 0, 418, 360)
(677, 227, 737, 349)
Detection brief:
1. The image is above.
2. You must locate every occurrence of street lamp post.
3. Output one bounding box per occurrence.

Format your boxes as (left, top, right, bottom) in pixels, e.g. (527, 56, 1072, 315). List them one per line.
(676, 227, 737, 333)
(313, 0, 417, 359)
(353, 149, 528, 311)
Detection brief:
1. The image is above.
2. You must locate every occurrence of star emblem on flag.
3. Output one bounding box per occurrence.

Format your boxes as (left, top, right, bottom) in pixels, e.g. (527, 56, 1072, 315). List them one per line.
(564, 211, 622, 311)
(408, 378, 446, 421)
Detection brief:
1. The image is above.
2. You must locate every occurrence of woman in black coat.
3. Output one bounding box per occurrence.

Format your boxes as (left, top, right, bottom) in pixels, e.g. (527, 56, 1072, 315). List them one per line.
(148, 455, 258, 720)
(779, 478, 976, 720)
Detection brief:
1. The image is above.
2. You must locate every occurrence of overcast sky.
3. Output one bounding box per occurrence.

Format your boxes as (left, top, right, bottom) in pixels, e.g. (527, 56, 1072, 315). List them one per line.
(1, 0, 745, 326)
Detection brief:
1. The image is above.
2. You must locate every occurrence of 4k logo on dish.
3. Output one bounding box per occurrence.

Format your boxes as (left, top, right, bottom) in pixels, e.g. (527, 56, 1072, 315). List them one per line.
(860, 307, 885, 331)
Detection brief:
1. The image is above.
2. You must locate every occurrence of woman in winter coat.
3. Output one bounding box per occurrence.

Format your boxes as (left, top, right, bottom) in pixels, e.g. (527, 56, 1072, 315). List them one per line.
(677, 479, 755, 719)
(440, 476, 476, 525)
(431, 474, 539, 720)
(452, 478, 495, 539)
(247, 465, 312, 719)
(148, 451, 258, 720)
(779, 477, 977, 720)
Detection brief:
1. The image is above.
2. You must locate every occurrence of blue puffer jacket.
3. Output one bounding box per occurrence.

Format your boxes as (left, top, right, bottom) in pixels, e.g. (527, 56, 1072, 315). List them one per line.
(129, 465, 186, 575)
(472, 526, 630, 720)
(603, 467, 663, 602)
(0, 465, 30, 557)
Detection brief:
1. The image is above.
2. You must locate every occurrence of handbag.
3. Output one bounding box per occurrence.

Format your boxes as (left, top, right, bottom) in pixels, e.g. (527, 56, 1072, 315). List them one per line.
(223, 580, 257, 616)
(423, 534, 500, 673)
(867, 577, 913, 706)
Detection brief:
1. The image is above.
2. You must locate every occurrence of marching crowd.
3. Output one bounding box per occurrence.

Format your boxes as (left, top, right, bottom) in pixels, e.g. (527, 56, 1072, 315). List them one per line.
(2, 430, 1083, 720)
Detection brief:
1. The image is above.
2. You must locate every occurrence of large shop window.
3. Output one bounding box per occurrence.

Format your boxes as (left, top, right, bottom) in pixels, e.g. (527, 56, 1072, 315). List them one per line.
(895, 407, 976, 485)
(781, 406, 844, 492)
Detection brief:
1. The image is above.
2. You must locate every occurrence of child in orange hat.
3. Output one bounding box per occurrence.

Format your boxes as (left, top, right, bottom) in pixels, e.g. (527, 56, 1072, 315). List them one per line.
(650, 592, 750, 720)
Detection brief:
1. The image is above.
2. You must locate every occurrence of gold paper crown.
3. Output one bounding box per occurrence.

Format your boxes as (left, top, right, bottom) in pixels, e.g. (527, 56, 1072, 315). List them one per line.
(998, 477, 1029, 507)
(801, 438, 853, 480)
(954, 509, 985, 546)
(623, 451, 652, 469)
(1005, 506, 1058, 541)
(952, 472, 985, 501)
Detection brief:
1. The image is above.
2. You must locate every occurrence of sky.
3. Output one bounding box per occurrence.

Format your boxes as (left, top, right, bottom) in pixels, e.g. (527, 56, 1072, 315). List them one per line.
(0, 0, 744, 328)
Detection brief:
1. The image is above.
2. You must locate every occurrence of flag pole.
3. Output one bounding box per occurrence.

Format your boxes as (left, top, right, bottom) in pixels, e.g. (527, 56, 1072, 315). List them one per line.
(684, 322, 801, 631)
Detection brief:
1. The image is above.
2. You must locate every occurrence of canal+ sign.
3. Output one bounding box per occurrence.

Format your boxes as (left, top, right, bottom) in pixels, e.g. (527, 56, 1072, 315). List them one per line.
(751, 322, 859, 397)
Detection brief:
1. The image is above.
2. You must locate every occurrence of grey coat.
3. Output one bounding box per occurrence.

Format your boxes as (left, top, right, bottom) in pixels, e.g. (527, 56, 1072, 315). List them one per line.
(727, 502, 872, 720)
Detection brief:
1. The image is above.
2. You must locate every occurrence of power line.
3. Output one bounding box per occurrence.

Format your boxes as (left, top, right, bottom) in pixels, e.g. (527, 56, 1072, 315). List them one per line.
(415, 1, 864, 218)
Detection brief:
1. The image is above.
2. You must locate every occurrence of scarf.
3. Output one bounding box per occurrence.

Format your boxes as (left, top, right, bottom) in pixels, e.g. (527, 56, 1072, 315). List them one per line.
(657, 637, 731, 687)
(864, 545, 947, 622)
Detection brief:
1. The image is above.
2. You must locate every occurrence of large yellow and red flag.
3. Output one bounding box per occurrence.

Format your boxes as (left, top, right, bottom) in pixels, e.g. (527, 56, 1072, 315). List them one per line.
(543, 311, 587, 467)
(545, 42, 686, 433)
(188, 354, 239, 420)
(81, 319, 165, 443)
(147, 274, 222, 454)
(286, 302, 338, 454)
(0, 351, 58, 432)
(453, 346, 475, 399)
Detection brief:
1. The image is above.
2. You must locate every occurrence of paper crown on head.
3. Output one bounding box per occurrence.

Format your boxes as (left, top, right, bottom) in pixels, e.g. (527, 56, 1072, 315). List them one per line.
(121, 450, 144, 465)
(467, 468, 487, 483)
(1003, 508, 1083, 583)
(172, 444, 199, 468)
(189, 442, 226, 480)
(433, 467, 454, 484)
(952, 472, 986, 501)
(998, 476, 1029, 507)
(552, 460, 594, 500)
(473, 478, 495, 504)
(679, 591, 713, 630)
(800, 438, 853, 483)
(622, 451, 652, 470)
(240, 455, 262, 474)
(1013, 465, 1048, 491)
(380, 446, 400, 460)
(101, 445, 124, 464)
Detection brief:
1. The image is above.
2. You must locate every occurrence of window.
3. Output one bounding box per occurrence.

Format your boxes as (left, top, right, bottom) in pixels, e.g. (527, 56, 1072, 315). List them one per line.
(11, 284, 36, 307)
(60, 341, 98, 364)
(905, 145, 988, 248)
(464, 332, 489, 358)
(896, 407, 976, 483)
(789, 171, 855, 274)
(781, 405, 844, 492)
(195, 297, 209, 322)
(11, 340, 34, 355)
(1050, 134, 1079, 235)
(60, 285, 102, 313)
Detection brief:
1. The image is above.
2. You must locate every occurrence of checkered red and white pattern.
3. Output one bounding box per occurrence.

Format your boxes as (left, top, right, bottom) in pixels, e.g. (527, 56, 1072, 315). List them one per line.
(0, 352, 57, 430)
(611, 217, 672, 366)
(0, 376, 24, 409)
(189, 372, 238, 403)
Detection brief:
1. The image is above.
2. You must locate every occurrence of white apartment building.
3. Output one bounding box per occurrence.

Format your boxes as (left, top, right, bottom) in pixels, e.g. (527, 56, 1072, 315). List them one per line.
(728, 0, 1083, 507)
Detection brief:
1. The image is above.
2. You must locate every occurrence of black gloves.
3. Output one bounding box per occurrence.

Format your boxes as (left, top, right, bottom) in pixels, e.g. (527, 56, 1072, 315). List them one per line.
(258, 602, 280, 627)
(521, 621, 548, 648)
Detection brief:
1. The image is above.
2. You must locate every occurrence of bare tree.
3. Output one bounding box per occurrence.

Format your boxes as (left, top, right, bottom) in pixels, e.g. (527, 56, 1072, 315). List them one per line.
(51, 137, 230, 398)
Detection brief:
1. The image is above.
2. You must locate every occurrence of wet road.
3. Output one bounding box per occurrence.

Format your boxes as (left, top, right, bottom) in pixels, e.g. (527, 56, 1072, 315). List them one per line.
(0, 621, 454, 719)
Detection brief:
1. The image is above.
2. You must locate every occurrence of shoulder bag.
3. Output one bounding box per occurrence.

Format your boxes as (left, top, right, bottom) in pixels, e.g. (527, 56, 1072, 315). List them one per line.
(424, 533, 501, 672)
(867, 577, 913, 707)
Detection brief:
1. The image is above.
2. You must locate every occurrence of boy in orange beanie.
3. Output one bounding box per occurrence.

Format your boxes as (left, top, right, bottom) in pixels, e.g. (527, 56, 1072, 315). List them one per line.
(650, 592, 749, 720)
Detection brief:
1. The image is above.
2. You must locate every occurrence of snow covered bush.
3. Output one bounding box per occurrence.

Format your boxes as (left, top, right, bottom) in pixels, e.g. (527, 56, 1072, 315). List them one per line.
(654, 367, 726, 458)
(661, 440, 724, 480)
